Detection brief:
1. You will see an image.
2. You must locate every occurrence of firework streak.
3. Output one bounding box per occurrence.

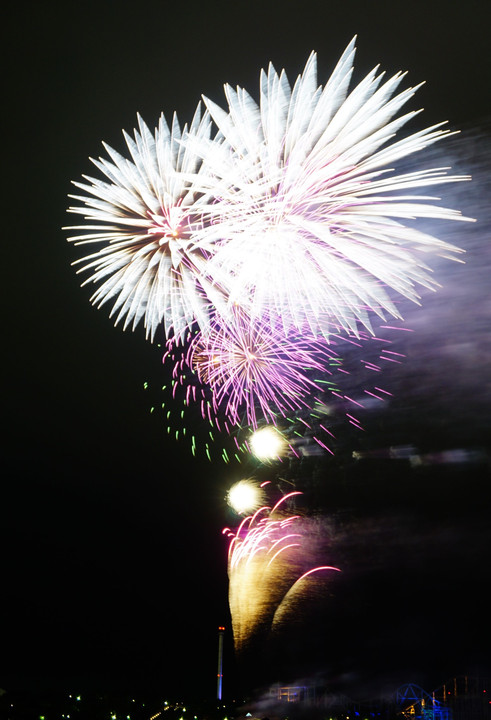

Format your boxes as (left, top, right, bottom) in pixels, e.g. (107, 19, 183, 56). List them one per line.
(223, 491, 339, 652)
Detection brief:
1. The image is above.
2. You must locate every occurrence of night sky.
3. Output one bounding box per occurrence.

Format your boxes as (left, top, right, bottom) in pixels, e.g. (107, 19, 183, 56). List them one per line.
(4, 0, 491, 704)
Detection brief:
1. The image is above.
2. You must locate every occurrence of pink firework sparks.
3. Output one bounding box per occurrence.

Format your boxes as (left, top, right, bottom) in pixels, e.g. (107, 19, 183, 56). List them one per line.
(187, 309, 339, 429)
(158, 318, 408, 459)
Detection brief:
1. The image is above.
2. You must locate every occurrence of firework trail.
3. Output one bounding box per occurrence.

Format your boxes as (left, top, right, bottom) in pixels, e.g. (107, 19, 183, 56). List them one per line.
(224, 490, 339, 652)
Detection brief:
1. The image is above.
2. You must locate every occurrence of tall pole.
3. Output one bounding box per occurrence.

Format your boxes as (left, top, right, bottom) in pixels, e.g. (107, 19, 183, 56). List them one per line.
(217, 626, 225, 700)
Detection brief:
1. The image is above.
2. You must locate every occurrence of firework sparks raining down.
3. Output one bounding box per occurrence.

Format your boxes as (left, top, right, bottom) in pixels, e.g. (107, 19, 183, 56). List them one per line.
(223, 490, 339, 652)
(66, 39, 470, 347)
(159, 320, 407, 459)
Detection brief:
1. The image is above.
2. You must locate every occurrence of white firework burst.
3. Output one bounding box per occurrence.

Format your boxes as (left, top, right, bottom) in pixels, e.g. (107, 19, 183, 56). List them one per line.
(65, 106, 226, 341)
(187, 38, 470, 336)
(66, 40, 471, 345)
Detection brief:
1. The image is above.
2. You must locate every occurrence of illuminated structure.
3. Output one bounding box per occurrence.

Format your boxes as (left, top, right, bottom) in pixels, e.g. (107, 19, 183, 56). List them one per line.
(398, 683, 452, 720)
(397, 677, 491, 720)
(216, 626, 225, 700)
(270, 683, 317, 704)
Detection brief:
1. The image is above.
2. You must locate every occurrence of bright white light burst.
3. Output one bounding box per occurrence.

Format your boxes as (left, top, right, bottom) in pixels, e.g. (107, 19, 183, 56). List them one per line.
(189, 38, 470, 336)
(228, 479, 265, 515)
(249, 426, 286, 461)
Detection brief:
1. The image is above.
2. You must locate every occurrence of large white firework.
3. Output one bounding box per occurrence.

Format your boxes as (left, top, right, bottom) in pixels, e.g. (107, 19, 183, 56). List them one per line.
(188, 38, 470, 336)
(65, 106, 226, 341)
(66, 39, 470, 343)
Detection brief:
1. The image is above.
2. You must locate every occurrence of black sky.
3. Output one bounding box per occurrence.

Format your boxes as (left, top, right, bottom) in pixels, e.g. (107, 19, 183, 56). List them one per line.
(3, 0, 491, 703)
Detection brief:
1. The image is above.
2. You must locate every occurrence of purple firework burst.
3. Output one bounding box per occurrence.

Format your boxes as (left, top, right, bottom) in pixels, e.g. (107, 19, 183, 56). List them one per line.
(187, 309, 339, 429)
